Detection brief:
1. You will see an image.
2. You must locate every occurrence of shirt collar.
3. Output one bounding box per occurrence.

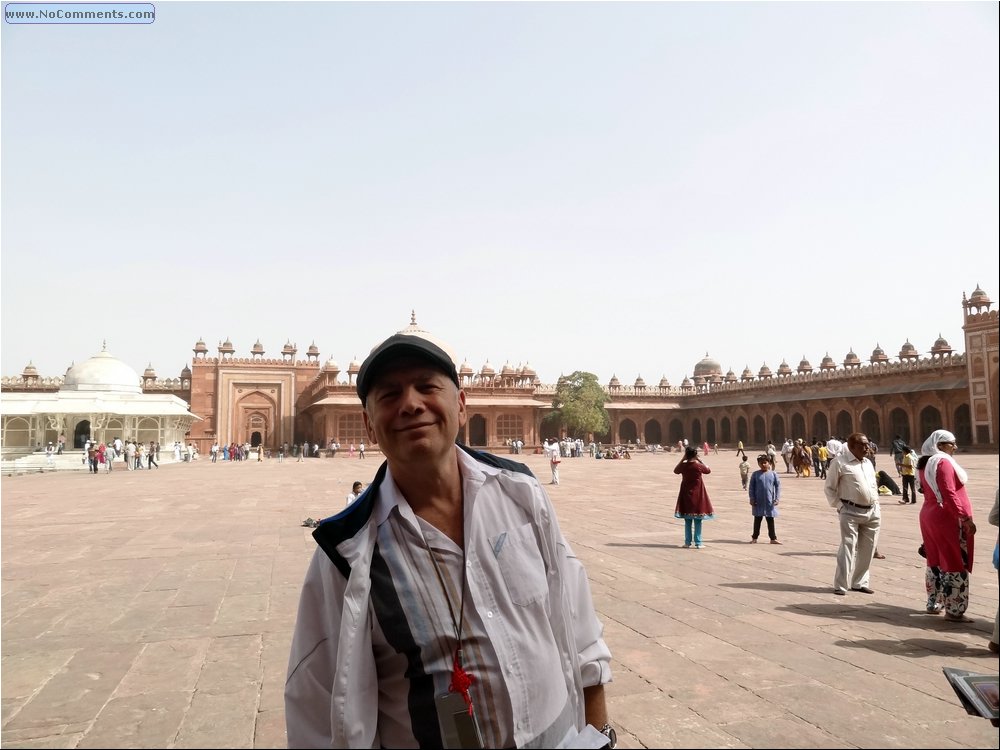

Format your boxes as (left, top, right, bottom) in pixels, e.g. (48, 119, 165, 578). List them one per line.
(372, 446, 501, 532)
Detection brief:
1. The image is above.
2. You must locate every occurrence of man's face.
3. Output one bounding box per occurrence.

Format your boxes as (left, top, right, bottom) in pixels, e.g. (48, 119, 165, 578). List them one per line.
(848, 435, 870, 461)
(362, 358, 466, 466)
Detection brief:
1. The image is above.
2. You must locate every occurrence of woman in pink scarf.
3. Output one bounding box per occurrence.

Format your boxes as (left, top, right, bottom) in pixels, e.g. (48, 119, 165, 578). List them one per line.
(917, 429, 976, 622)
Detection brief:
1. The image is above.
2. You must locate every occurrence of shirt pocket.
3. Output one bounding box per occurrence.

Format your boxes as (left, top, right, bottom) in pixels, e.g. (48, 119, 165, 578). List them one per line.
(490, 522, 548, 606)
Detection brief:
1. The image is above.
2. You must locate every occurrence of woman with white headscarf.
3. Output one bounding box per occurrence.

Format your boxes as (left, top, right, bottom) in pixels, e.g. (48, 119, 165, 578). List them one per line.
(917, 429, 977, 622)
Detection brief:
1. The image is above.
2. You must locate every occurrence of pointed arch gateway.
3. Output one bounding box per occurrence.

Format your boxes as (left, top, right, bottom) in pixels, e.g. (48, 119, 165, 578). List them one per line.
(234, 389, 278, 448)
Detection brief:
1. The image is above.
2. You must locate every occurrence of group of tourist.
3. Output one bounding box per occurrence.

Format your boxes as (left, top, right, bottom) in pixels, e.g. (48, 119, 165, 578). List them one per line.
(670, 430, 997, 654)
(824, 429, 996, 650)
(210, 442, 258, 462)
(71, 438, 161, 472)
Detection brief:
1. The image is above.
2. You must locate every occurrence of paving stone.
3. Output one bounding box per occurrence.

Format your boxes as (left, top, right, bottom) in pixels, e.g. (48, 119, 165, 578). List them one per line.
(3, 452, 997, 748)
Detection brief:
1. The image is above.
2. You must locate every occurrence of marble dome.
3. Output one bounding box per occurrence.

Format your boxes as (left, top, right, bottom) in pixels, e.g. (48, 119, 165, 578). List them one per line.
(61, 349, 142, 394)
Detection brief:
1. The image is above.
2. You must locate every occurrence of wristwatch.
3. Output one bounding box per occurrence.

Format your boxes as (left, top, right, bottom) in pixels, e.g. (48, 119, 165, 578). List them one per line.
(599, 722, 617, 749)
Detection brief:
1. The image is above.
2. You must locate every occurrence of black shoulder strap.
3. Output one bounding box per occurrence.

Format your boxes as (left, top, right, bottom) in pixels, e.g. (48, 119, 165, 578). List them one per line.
(312, 445, 536, 577)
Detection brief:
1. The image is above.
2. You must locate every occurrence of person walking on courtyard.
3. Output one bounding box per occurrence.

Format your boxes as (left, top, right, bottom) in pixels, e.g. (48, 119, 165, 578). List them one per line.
(781, 439, 794, 473)
(45, 442, 55, 467)
(147, 441, 158, 469)
(816, 440, 828, 479)
(736, 439, 746, 460)
(358, 440, 365, 459)
(748, 454, 781, 543)
(674, 446, 714, 548)
(57, 433, 66, 455)
(544, 438, 561, 484)
(900, 445, 918, 504)
(917, 429, 977, 622)
(125, 440, 136, 471)
(891, 434, 907, 476)
(825, 432, 880, 596)
(87, 440, 99, 474)
(738, 454, 751, 490)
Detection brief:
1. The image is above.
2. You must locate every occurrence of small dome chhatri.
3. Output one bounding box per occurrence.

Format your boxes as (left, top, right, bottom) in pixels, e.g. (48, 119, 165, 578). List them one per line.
(899, 339, 919, 360)
(931, 333, 953, 355)
(693, 353, 722, 378)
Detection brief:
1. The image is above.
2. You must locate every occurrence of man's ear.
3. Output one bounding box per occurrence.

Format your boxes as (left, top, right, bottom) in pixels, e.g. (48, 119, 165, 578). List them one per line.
(457, 388, 468, 428)
(362, 409, 378, 444)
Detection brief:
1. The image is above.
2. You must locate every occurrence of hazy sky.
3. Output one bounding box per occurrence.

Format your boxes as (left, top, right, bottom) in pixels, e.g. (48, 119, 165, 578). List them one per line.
(2, 1, 997, 388)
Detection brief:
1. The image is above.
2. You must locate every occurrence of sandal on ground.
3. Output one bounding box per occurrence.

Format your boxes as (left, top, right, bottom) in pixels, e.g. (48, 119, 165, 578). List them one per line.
(770, 539, 782, 544)
(926, 606, 943, 614)
(944, 613, 974, 623)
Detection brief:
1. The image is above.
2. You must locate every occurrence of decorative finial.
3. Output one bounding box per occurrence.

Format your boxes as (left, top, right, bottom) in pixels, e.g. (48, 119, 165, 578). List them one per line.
(102, 340, 107, 351)
(410, 310, 417, 325)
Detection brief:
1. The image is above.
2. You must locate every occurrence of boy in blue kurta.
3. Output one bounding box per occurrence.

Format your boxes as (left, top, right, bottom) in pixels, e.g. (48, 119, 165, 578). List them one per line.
(748, 454, 782, 544)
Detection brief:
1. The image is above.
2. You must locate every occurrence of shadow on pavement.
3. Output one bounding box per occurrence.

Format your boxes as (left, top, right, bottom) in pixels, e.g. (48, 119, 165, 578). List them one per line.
(834, 637, 997, 658)
(720, 582, 833, 593)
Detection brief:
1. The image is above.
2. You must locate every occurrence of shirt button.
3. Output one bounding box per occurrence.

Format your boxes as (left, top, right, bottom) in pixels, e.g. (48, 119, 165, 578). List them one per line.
(487, 610, 494, 618)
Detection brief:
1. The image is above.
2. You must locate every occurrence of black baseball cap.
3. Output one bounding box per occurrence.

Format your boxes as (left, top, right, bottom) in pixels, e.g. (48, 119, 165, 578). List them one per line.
(356, 333, 460, 406)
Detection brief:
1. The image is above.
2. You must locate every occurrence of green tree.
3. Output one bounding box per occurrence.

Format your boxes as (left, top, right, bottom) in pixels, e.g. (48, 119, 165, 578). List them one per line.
(546, 371, 610, 437)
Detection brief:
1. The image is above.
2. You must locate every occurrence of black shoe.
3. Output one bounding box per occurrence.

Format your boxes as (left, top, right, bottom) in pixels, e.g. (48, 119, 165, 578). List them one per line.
(851, 586, 875, 594)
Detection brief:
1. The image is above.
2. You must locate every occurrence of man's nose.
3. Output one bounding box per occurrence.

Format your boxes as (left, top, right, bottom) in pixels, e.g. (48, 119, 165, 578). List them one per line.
(398, 385, 425, 413)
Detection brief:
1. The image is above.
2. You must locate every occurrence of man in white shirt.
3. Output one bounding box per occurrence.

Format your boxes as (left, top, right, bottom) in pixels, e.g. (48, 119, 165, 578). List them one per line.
(824, 432, 880, 596)
(285, 329, 614, 749)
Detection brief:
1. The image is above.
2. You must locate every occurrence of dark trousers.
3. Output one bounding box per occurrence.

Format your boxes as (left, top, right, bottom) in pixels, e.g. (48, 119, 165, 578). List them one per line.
(902, 475, 916, 502)
(752, 516, 777, 540)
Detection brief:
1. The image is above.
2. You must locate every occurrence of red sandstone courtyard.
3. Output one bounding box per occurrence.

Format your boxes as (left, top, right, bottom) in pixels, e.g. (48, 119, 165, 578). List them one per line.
(2, 450, 998, 748)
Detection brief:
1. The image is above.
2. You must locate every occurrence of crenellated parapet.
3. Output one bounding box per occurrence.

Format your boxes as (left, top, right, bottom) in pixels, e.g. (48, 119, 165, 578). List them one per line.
(528, 353, 968, 401)
(191, 357, 320, 367)
(964, 309, 998, 325)
(0, 375, 64, 391)
(143, 377, 190, 390)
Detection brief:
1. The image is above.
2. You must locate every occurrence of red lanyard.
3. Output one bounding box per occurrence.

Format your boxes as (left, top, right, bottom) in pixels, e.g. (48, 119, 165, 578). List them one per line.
(426, 538, 475, 715)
